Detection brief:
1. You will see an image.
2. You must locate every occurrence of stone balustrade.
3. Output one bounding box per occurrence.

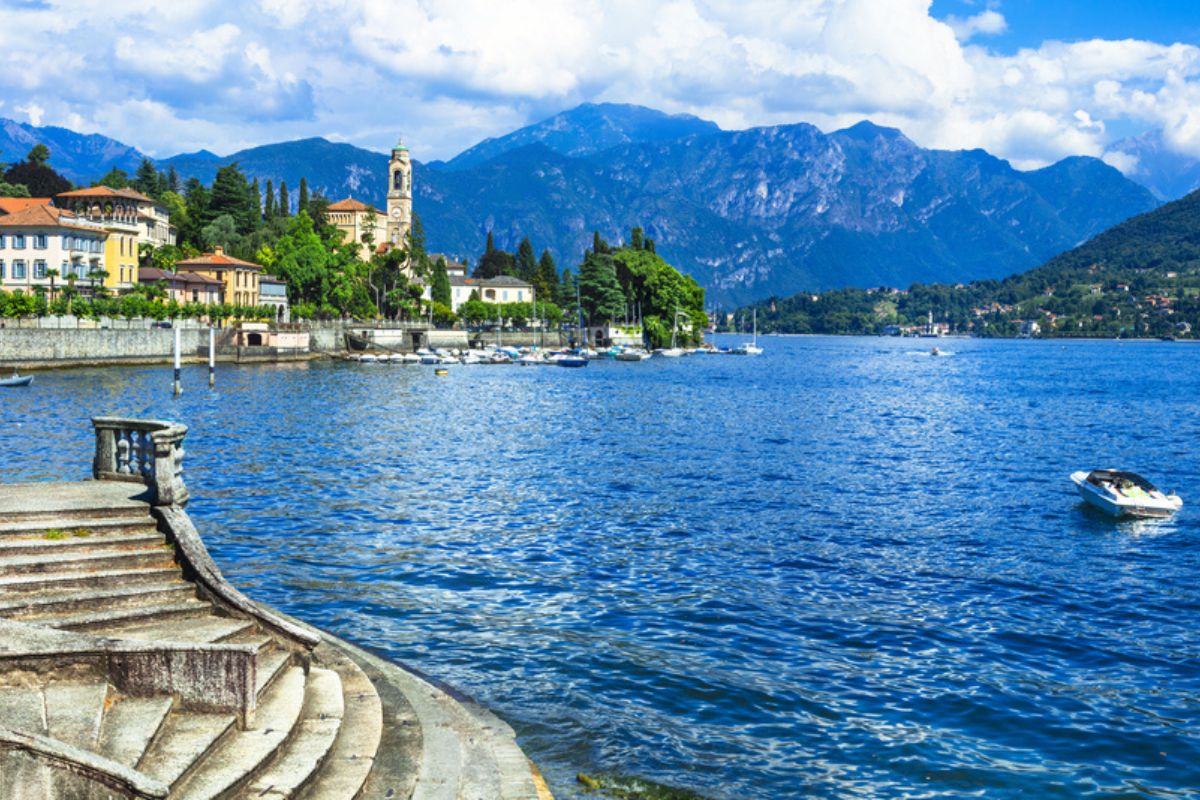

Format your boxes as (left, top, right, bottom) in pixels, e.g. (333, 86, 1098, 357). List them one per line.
(92, 417, 189, 506)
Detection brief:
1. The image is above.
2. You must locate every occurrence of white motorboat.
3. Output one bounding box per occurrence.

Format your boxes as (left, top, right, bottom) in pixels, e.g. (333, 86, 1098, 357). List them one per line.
(0, 373, 33, 387)
(401, 353, 422, 364)
(1070, 469, 1182, 519)
(615, 350, 651, 362)
(654, 348, 686, 358)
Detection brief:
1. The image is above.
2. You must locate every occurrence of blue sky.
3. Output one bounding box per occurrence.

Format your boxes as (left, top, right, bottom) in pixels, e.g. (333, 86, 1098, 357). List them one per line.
(0, 0, 1198, 179)
(932, 0, 1200, 52)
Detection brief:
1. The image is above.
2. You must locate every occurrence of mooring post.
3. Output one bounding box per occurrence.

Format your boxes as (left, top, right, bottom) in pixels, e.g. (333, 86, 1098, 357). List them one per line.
(173, 325, 182, 397)
(208, 326, 215, 387)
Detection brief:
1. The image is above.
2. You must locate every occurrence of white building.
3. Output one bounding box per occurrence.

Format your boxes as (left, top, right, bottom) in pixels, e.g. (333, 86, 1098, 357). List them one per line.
(445, 275, 533, 312)
(0, 205, 108, 293)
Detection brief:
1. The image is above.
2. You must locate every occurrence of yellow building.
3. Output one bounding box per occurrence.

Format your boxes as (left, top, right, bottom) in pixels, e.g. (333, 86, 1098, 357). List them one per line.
(174, 247, 262, 307)
(55, 187, 149, 290)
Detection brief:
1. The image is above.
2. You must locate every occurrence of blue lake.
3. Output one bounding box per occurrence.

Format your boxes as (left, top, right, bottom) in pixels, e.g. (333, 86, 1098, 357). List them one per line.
(2, 336, 1198, 799)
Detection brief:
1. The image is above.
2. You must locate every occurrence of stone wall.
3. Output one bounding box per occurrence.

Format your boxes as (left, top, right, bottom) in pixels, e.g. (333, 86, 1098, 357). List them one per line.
(0, 328, 217, 366)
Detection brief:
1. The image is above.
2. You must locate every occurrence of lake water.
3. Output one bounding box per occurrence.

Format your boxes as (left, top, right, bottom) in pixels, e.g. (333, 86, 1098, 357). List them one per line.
(2, 336, 1198, 799)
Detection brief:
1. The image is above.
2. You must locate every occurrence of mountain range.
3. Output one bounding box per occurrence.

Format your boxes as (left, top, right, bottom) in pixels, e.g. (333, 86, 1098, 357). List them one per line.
(0, 103, 1175, 304)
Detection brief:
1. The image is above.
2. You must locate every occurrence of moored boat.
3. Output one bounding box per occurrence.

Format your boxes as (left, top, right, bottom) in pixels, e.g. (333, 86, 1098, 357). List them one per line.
(0, 374, 33, 388)
(1070, 469, 1182, 518)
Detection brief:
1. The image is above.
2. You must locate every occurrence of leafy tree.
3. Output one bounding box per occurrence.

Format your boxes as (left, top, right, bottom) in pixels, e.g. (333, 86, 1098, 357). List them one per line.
(4, 157, 71, 197)
(431, 256, 452, 306)
(27, 145, 50, 167)
(202, 214, 240, 251)
(0, 181, 30, 197)
(578, 251, 625, 325)
(97, 168, 130, 189)
(182, 179, 210, 248)
(431, 301, 456, 328)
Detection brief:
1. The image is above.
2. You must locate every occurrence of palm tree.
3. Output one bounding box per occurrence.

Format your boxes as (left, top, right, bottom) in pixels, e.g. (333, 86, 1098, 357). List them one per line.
(46, 268, 59, 304)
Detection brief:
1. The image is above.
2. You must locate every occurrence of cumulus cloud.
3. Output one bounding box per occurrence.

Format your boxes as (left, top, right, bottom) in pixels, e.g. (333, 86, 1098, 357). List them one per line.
(0, 0, 1198, 173)
(946, 10, 1007, 42)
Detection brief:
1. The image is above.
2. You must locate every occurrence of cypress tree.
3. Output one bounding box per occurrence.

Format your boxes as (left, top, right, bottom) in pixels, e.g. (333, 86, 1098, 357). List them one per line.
(431, 257, 452, 306)
(515, 237, 536, 282)
(631, 227, 644, 251)
(167, 165, 180, 193)
(485, 230, 495, 254)
(298, 177, 309, 215)
(264, 180, 275, 219)
(537, 249, 558, 299)
(249, 177, 261, 224)
(278, 181, 289, 217)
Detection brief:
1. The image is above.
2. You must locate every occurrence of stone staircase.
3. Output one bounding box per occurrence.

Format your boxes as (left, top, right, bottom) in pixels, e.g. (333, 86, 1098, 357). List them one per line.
(0, 474, 550, 800)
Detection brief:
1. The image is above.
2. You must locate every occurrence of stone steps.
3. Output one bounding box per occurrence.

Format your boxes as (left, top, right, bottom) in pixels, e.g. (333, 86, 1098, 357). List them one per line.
(295, 648, 383, 800)
(93, 614, 256, 645)
(0, 530, 165, 558)
(44, 682, 109, 752)
(49, 598, 214, 632)
(0, 479, 550, 800)
(97, 694, 175, 769)
(235, 667, 345, 800)
(170, 665, 307, 799)
(0, 515, 158, 539)
(0, 565, 183, 596)
(0, 546, 177, 576)
(0, 581, 195, 621)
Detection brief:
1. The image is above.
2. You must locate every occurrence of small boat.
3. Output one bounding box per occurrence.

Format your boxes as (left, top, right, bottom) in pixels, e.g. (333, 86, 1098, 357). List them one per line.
(401, 353, 421, 364)
(1070, 469, 1182, 519)
(434, 368, 449, 377)
(615, 350, 651, 362)
(1, 374, 33, 388)
(556, 356, 588, 368)
(731, 308, 764, 355)
(654, 348, 686, 358)
(930, 346, 942, 357)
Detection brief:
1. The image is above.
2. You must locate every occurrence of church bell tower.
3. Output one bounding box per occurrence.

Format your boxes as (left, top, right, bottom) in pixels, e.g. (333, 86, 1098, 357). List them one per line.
(386, 137, 412, 247)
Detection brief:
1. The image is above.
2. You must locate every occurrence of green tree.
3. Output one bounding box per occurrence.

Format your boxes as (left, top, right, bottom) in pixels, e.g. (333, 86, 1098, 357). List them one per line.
(132, 158, 162, 197)
(4, 149, 71, 197)
(264, 179, 276, 219)
(578, 251, 625, 325)
(536, 249, 558, 300)
(515, 237, 536, 282)
(298, 177, 309, 215)
(202, 214, 240, 251)
(97, 168, 130, 189)
(167, 165, 180, 194)
(476, 231, 514, 279)
(209, 164, 256, 233)
(27, 145, 50, 167)
(0, 182, 30, 197)
(278, 180, 290, 217)
(431, 256, 452, 306)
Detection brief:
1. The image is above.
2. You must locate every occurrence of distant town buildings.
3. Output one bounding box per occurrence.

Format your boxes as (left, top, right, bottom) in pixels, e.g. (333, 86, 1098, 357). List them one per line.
(0, 205, 108, 292)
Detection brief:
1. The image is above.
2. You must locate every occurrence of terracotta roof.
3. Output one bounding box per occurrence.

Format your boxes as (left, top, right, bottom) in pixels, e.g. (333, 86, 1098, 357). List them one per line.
(328, 198, 378, 212)
(175, 247, 262, 272)
(0, 197, 52, 215)
(0, 204, 106, 233)
(139, 266, 223, 286)
(56, 186, 156, 203)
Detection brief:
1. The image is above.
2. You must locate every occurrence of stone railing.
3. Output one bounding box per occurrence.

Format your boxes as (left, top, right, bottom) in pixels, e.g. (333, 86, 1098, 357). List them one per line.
(92, 417, 189, 506)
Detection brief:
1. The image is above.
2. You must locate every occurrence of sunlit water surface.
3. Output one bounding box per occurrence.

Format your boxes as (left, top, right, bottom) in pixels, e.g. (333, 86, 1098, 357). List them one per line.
(2, 336, 1198, 799)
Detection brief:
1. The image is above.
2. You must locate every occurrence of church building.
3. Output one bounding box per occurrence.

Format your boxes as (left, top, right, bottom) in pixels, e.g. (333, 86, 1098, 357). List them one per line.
(328, 136, 413, 262)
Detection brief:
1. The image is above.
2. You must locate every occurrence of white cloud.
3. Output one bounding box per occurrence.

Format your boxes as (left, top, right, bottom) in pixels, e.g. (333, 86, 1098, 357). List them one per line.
(946, 10, 1007, 42)
(0, 0, 1198, 174)
(16, 103, 45, 126)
